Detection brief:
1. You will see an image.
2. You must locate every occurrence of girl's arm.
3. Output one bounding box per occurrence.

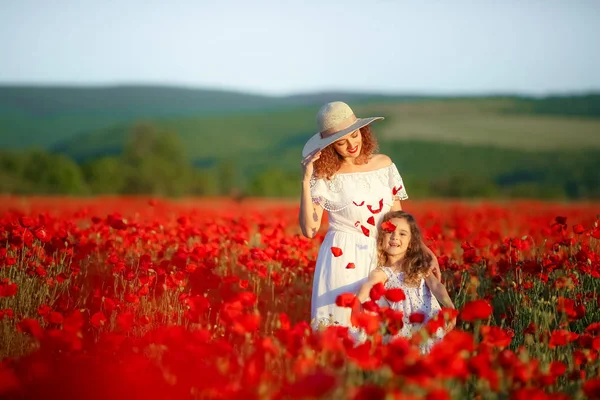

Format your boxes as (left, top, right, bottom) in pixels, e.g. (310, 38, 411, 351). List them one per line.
(352, 268, 387, 321)
(425, 274, 455, 309)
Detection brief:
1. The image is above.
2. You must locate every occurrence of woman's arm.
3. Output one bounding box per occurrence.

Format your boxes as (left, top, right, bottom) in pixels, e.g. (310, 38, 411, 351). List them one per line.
(425, 274, 456, 332)
(424, 246, 442, 281)
(425, 274, 455, 309)
(299, 149, 324, 238)
(299, 182, 323, 238)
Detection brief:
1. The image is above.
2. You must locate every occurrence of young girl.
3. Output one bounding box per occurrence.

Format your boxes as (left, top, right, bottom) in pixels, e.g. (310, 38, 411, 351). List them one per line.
(352, 210, 456, 352)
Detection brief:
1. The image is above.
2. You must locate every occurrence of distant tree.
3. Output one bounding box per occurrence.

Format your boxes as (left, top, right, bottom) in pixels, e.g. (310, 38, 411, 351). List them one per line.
(429, 175, 499, 198)
(20, 149, 88, 195)
(189, 169, 219, 196)
(120, 122, 194, 196)
(216, 158, 240, 197)
(246, 168, 301, 197)
(82, 156, 126, 194)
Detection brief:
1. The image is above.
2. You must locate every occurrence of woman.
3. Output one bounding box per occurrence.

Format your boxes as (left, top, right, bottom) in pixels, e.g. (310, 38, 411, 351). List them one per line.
(299, 101, 441, 331)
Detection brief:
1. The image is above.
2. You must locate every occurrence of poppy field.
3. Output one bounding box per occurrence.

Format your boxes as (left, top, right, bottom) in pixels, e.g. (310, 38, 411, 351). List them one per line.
(0, 196, 599, 399)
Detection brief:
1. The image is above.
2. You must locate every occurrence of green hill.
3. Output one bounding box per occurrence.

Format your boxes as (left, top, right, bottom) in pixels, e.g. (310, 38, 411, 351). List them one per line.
(0, 85, 414, 149)
(49, 97, 600, 164)
(2, 86, 600, 153)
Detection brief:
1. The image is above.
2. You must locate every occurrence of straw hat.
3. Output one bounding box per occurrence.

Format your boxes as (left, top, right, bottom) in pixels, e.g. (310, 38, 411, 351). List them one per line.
(302, 101, 384, 158)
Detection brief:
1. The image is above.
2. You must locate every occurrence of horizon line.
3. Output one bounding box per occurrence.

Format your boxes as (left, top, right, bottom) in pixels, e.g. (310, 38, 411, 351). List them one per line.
(0, 81, 599, 99)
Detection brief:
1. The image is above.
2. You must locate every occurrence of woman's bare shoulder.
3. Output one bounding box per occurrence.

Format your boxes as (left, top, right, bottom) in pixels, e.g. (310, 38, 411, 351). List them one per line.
(368, 154, 393, 168)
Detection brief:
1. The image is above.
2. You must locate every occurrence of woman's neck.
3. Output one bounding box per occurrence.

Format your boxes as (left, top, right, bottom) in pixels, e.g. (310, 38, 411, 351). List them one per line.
(341, 158, 359, 167)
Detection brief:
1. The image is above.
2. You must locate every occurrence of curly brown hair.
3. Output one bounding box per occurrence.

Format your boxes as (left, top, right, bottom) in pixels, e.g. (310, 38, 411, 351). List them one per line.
(312, 125, 379, 179)
(376, 211, 432, 286)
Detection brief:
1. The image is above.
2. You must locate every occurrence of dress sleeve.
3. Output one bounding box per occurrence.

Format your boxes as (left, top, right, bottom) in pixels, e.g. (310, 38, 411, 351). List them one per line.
(389, 163, 408, 201)
(309, 174, 326, 205)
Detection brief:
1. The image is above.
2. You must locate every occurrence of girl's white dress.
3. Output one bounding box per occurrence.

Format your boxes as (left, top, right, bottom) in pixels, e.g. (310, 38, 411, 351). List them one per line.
(309, 163, 408, 330)
(377, 266, 445, 353)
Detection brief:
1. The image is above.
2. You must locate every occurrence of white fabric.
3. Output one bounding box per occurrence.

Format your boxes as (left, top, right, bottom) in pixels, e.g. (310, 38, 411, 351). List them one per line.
(310, 163, 408, 330)
(378, 266, 445, 353)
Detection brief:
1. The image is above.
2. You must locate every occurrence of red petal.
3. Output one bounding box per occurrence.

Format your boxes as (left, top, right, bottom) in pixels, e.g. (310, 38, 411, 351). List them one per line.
(392, 185, 403, 195)
(346, 263, 356, 269)
(367, 199, 384, 214)
(331, 247, 343, 257)
(381, 221, 396, 233)
(367, 216, 375, 226)
(353, 201, 365, 206)
(361, 225, 370, 237)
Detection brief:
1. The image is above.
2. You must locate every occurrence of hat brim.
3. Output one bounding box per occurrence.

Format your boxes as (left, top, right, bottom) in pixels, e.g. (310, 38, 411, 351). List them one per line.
(302, 116, 384, 158)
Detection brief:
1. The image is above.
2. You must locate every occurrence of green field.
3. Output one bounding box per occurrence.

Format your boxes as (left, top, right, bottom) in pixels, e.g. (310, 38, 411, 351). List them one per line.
(41, 98, 600, 163)
(0, 86, 599, 199)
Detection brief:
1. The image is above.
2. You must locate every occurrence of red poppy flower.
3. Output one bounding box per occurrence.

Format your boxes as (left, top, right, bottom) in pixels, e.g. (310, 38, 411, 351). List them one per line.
(90, 312, 107, 327)
(460, 299, 492, 322)
(361, 300, 379, 313)
(369, 282, 386, 301)
(34, 228, 49, 242)
(573, 224, 585, 234)
(353, 385, 386, 400)
(384, 288, 406, 302)
(0, 282, 17, 298)
(353, 312, 380, 335)
(550, 361, 567, 378)
(231, 313, 261, 335)
(583, 378, 600, 399)
(237, 291, 257, 307)
(117, 312, 134, 332)
(17, 318, 44, 339)
(480, 325, 512, 348)
(48, 311, 64, 325)
(336, 293, 358, 308)
(409, 312, 426, 324)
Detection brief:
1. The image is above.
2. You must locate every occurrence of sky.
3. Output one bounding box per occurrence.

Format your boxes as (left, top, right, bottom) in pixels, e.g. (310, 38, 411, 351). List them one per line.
(1, 0, 599, 96)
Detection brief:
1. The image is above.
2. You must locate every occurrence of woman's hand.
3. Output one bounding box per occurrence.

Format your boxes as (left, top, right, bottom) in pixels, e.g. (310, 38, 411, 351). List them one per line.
(301, 149, 321, 182)
(445, 316, 457, 333)
(430, 258, 442, 281)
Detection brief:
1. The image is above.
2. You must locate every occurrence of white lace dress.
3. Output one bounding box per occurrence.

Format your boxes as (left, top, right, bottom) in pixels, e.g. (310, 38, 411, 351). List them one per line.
(377, 266, 445, 353)
(310, 163, 408, 330)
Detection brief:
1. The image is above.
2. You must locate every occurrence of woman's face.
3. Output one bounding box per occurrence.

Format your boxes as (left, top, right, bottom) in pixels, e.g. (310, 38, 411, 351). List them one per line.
(332, 129, 362, 159)
(382, 217, 412, 258)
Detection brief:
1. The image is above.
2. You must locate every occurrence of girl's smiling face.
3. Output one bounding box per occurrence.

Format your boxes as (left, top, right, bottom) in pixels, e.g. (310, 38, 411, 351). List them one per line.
(382, 217, 412, 258)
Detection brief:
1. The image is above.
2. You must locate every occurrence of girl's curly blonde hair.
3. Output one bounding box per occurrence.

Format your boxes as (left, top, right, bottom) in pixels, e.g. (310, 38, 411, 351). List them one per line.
(377, 211, 432, 286)
(312, 125, 379, 179)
